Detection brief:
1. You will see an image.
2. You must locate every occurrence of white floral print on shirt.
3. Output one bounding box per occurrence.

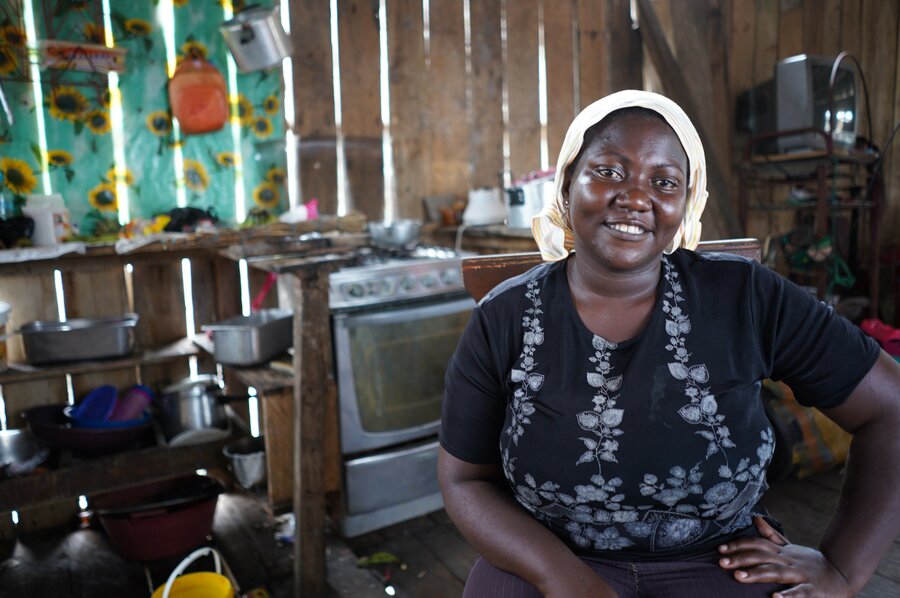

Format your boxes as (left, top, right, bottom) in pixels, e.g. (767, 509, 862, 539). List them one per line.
(501, 256, 775, 553)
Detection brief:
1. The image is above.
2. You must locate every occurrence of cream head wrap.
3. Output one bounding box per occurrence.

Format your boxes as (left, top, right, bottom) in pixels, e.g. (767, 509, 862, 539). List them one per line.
(532, 89, 708, 261)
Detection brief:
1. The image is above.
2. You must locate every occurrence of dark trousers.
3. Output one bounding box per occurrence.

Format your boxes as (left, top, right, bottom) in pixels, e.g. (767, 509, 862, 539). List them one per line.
(463, 553, 788, 598)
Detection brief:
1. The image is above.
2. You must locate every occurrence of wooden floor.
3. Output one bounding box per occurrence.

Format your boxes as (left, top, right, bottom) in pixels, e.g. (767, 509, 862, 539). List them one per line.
(1, 468, 899, 597)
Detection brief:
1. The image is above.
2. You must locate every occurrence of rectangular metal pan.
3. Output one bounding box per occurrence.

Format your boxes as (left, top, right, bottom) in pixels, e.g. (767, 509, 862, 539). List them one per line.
(19, 314, 139, 365)
(202, 308, 292, 366)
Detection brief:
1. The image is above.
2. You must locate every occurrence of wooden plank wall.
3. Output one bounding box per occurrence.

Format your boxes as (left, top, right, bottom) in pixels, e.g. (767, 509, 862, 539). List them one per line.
(287, 0, 899, 245)
(288, 0, 645, 222)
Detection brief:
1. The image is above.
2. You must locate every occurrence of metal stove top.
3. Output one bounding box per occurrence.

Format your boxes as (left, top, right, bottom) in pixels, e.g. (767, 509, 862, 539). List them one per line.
(328, 245, 472, 309)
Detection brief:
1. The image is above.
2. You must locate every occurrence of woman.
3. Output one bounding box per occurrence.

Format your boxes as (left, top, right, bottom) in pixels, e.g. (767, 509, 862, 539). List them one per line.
(439, 90, 900, 597)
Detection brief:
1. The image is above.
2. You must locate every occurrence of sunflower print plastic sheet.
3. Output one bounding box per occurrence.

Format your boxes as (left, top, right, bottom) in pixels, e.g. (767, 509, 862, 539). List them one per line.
(0, 0, 284, 237)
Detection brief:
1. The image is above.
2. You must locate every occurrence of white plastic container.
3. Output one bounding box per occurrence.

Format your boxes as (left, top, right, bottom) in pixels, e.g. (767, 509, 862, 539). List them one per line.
(23, 194, 71, 246)
(463, 187, 506, 226)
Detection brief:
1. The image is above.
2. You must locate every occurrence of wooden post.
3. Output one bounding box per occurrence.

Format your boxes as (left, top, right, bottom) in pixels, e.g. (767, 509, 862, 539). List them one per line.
(291, 265, 332, 596)
(606, 0, 642, 93)
(635, 0, 742, 239)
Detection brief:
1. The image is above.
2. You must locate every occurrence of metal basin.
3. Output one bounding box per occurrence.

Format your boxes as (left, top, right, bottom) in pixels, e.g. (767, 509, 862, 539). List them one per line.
(19, 314, 139, 365)
(201, 309, 292, 366)
(368, 219, 421, 249)
(0, 429, 50, 478)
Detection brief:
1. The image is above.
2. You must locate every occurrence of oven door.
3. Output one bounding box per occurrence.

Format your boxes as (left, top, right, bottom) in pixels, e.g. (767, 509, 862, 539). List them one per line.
(333, 295, 474, 454)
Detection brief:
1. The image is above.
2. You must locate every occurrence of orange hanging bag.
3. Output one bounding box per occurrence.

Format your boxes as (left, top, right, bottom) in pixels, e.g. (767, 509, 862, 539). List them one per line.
(168, 58, 228, 135)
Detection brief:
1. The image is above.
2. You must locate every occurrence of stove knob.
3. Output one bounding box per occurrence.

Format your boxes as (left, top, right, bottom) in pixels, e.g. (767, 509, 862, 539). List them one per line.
(399, 275, 416, 292)
(344, 283, 365, 299)
(421, 273, 437, 289)
(440, 268, 459, 286)
(367, 279, 391, 296)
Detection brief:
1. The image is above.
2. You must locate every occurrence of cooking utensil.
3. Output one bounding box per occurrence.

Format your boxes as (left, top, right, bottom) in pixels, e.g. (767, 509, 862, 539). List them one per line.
(18, 314, 138, 365)
(220, 6, 292, 72)
(250, 272, 279, 312)
(201, 308, 292, 366)
(0, 429, 50, 478)
(506, 175, 554, 229)
(223, 436, 266, 489)
(92, 474, 224, 562)
(368, 219, 422, 249)
(22, 404, 153, 453)
(157, 375, 245, 445)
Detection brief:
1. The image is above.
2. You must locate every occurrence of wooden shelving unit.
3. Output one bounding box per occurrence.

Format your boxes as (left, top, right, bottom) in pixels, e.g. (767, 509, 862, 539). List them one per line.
(738, 133, 882, 317)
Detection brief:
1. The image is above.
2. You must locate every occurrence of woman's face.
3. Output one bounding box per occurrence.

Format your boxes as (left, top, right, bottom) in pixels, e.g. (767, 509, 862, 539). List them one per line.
(563, 110, 688, 274)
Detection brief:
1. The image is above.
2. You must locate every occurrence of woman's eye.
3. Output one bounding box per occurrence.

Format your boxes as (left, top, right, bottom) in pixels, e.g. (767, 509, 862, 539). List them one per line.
(595, 168, 621, 179)
(654, 178, 677, 189)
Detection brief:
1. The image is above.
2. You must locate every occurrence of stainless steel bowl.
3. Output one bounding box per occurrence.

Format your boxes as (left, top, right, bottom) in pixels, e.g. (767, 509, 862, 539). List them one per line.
(368, 219, 422, 249)
(0, 429, 50, 478)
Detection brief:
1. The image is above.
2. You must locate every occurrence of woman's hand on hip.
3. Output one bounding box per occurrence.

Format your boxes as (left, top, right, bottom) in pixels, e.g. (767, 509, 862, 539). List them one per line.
(717, 516, 852, 597)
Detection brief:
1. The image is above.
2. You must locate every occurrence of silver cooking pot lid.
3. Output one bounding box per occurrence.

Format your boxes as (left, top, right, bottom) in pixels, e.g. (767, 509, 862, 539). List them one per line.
(162, 374, 223, 395)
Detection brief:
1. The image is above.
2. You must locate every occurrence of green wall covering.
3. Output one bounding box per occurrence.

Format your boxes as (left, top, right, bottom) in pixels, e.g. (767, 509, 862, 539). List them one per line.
(0, 0, 286, 236)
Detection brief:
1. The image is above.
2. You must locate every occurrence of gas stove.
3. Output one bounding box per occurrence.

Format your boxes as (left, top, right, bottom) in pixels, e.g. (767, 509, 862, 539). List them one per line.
(328, 245, 472, 310)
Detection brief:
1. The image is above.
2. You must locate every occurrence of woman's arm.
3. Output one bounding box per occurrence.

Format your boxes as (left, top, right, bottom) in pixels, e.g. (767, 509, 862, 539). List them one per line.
(439, 448, 618, 597)
(816, 350, 900, 591)
(718, 350, 900, 595)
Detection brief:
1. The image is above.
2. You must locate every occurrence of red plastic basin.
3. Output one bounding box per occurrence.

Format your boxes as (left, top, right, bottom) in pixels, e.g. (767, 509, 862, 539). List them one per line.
(92, 475, 223, 561)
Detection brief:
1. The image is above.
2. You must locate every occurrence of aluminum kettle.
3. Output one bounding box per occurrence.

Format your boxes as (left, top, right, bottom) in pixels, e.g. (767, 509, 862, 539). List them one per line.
(221, 6, 292, 73)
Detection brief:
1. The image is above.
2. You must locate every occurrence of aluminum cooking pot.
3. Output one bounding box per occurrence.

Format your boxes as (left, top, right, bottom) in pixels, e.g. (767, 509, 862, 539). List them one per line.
(157, 376, 246, 445)
(220, 6, 291, 72)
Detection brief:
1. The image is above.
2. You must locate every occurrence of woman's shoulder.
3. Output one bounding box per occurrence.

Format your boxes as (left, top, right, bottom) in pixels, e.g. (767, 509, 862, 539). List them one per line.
(670, 247, 771, 281)
(478, 258, 566, 307)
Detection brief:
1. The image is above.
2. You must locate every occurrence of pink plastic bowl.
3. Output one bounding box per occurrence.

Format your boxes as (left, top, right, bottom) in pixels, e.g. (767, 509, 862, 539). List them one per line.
(109, 385, 154, 422)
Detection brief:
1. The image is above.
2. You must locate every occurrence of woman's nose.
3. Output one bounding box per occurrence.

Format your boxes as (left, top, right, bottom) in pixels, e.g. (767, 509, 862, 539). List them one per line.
(614, 186, 651, 211)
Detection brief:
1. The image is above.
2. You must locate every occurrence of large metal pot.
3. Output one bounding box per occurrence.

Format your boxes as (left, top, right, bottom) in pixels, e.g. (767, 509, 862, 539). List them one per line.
(220, 6, 291, 73)
(157, 376, 243, 446)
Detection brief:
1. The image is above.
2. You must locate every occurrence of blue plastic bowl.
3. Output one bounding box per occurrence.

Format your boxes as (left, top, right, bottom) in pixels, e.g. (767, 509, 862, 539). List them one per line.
(70, 385, 117, 421)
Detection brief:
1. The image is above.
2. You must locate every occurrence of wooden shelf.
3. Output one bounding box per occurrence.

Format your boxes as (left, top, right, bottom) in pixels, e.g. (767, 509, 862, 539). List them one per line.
(743, 150, 877, 184)
(0, 438, 229, 512)
(0, 337, 199, 384)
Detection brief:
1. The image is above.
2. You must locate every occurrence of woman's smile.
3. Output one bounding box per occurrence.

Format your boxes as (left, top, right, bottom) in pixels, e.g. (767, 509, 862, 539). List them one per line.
(604, 220, 651, 237)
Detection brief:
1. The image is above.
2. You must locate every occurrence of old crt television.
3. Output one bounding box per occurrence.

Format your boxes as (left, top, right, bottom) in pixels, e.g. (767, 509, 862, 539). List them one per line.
(775, 54, 859, 153)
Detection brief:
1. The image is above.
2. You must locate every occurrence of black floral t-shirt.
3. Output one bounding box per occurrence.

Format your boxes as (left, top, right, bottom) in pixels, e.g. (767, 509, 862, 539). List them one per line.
(440, 249, 879, 560)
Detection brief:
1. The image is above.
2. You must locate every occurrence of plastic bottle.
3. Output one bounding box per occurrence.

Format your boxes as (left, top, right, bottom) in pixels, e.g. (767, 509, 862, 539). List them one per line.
(22, 194, 72, 245)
